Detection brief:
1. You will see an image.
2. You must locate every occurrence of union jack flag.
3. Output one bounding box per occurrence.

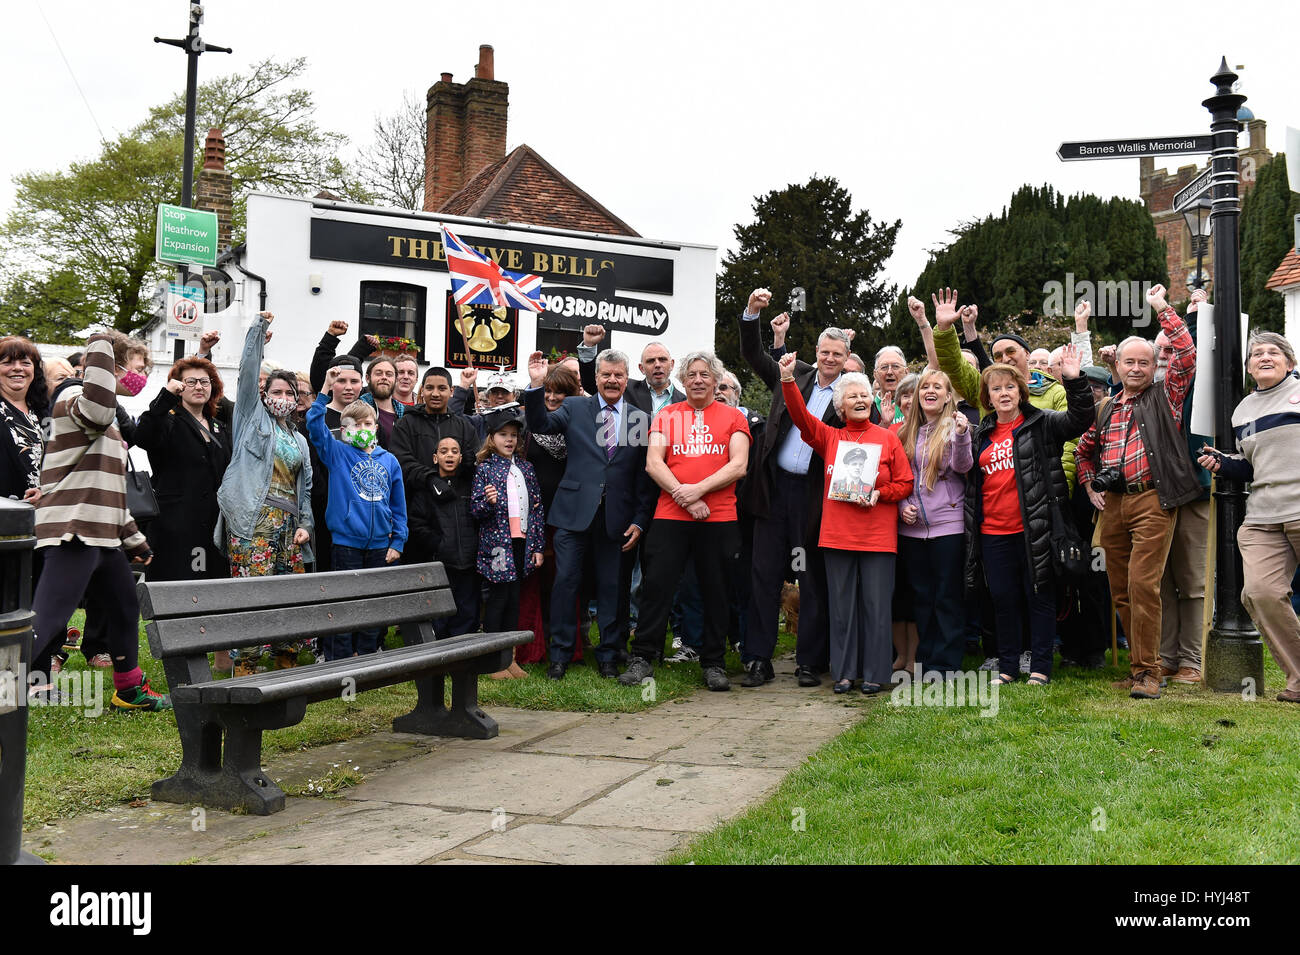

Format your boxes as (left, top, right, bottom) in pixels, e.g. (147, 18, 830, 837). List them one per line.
(441, 226, 544, 313)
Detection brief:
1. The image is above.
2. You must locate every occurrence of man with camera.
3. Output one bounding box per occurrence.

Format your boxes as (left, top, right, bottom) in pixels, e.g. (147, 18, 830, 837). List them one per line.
(1075, 284, 1203, 700)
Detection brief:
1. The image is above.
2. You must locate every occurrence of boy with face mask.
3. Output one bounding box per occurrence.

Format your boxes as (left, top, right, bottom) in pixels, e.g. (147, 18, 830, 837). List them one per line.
(307, 381, 409, 660)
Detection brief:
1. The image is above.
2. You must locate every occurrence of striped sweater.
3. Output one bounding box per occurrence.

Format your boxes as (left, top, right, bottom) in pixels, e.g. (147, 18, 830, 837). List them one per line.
(35, 335, 149, 555)
(1219, 372, 1300, 526)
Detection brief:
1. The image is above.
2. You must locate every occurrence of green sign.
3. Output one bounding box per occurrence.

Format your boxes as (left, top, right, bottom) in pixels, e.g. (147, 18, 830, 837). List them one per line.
(155, 203, 218, 268)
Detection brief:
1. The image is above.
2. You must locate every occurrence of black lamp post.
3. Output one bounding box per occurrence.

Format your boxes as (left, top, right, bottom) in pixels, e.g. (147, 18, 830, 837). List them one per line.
(1201, 58, 1265, 693)
(1182, 195, 1212, 290)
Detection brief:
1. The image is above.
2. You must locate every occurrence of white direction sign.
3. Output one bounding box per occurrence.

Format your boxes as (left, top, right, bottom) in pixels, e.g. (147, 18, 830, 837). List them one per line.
(1173, 166, 1214, 214)
(165, 282, 204, 342)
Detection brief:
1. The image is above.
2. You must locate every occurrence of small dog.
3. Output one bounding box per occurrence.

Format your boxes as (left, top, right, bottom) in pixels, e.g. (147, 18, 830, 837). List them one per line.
(780, 582, 800, 636)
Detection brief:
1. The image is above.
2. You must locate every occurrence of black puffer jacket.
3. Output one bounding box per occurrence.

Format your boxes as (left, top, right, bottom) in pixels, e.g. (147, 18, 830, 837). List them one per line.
(965, 375, 1094, 595)
(406, 470, 477, 571)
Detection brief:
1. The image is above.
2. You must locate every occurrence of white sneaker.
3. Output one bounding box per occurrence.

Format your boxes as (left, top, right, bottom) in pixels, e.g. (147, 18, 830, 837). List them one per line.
(670, 636, 683, 651)
(1019, 651, 1032, 675)
(978, 657, 999, 671)
(666, 646, 699, 663)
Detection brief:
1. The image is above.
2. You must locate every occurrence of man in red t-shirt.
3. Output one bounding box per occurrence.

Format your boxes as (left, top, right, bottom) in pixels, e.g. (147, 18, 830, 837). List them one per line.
(620, 352, 751, 691)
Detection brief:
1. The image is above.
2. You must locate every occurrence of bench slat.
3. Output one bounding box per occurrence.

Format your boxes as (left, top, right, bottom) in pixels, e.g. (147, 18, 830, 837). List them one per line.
(171, 631, 534, 705)
(147, 589, 456, 658)
(137, 563, 449, 620)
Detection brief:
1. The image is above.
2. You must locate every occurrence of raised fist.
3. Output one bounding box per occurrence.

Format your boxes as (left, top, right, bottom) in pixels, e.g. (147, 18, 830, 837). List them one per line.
(1146, 283, 1169, 313)
(328, 320, 348, 337)
(582, 324, 606, 347)
(460, 366, 478, 390)
(907, 296, 928, 327)
(777, 351, 798, 376)
(747, 288, 772, 314)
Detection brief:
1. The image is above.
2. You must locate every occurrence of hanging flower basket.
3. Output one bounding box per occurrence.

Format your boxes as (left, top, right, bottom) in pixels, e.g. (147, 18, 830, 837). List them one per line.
(369, 335, 419, 359)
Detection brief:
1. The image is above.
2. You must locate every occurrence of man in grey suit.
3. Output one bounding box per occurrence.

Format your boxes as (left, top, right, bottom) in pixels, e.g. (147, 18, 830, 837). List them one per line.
(523, 349, 659, 680)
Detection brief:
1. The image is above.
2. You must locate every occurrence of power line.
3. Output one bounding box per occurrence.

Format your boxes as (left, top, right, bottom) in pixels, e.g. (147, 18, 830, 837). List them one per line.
(35, 0, 107, 143)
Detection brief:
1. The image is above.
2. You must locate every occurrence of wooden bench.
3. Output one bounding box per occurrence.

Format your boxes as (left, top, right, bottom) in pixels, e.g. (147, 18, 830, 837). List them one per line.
(137, 562, 531, 815)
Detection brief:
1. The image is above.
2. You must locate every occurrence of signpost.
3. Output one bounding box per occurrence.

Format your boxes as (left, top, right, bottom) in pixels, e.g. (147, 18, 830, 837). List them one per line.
(1056, 61, 1263, 693)
(1056, 135, 1213, 161)
(1173, 166, 1214, 214)
(165, 282, 204, 342)
(156, 203, 218, 268)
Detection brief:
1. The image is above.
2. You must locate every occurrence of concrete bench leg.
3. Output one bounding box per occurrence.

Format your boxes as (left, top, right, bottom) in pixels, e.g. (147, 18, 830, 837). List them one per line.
(393, 668, 498, 739)
(152, 707, 287, 815)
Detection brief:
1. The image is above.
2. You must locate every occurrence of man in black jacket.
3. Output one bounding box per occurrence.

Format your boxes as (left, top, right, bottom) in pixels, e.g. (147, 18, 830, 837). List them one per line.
(740, 288, 855, 688)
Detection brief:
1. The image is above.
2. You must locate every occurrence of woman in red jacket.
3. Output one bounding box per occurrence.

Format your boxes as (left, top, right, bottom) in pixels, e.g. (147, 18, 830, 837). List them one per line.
(779, 352, 914, 694)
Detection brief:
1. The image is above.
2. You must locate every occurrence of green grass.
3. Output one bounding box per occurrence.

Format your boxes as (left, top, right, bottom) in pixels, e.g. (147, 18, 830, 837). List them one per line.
(670, 653, 1300, 865)
(23, 613, 790, 828)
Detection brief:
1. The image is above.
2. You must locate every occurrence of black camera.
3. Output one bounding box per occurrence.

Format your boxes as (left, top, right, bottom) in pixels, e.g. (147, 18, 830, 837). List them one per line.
(1091, 467, 1125, 494)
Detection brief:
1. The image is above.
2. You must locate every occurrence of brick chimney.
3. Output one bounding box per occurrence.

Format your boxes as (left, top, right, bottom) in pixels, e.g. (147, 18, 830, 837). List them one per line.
(423, 45, 509, 211)
(195, 127, 233, 251)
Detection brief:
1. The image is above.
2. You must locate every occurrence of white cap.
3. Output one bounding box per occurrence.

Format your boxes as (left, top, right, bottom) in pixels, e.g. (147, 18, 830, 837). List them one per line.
(483, 372, 517, 394)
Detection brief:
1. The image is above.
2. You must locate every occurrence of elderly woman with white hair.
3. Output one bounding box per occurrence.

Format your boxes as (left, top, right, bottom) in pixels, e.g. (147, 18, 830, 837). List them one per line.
(620, 350, 752, 692)
(1199, 331, 1300, 704)
(778, 350, 914, 693)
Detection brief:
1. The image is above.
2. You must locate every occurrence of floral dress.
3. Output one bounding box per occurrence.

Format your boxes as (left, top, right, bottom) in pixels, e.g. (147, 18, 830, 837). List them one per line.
(228, 426, 306, 659)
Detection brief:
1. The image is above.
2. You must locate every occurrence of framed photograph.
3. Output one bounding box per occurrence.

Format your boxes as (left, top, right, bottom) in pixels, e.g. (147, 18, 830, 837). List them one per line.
(827, 440, 881, 503)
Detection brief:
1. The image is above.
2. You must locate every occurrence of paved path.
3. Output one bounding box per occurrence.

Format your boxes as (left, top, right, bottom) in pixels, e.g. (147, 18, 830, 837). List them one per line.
(25, 659, 865, 865)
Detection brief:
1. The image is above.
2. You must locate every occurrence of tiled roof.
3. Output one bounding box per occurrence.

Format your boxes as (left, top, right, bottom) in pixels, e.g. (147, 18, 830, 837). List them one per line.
(437, 144, 638, 237)
(1265, 247, 1300, 291)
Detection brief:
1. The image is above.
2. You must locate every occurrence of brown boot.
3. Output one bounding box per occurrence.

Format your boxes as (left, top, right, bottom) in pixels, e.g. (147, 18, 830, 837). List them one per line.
(1171, 667, 1201, 684)
(1130, 671, 1162, 700)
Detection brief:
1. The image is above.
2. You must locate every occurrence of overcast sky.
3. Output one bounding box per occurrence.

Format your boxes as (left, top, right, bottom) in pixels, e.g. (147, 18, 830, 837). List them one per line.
(2, 0, 1296, 295)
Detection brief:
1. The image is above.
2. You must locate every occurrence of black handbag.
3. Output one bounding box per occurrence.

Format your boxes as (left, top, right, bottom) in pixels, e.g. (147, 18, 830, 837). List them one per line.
(1048, 494, 1089, 578)
(125, 454, 160, 522)
(1037, 440, 1089, 579)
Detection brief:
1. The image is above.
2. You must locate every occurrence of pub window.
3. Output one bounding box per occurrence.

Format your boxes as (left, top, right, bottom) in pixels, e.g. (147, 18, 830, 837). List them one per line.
(358, 281, 427, 360)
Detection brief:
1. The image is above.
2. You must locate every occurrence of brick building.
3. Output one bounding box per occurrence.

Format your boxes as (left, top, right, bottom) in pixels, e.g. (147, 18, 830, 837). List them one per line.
(1139, 111, 1274, 293)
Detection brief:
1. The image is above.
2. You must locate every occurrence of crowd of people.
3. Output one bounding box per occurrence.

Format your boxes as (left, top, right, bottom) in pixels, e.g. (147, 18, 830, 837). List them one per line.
(3, 277, 1300, 707)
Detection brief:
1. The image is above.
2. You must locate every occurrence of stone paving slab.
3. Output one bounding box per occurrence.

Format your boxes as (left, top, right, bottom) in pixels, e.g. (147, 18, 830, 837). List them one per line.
(658, 717, 846, 769)
(561, 762, 787, 833)
(200, 803, 501, 865)
(437, 707, 591, 751)
(520, 709, 705, 760)
(25, 798, 331, 865)
(466, 822, 687, 865)
(665, 689, 866, 724)
(346, 748, 650, 816)
(264, 732, 443, 793)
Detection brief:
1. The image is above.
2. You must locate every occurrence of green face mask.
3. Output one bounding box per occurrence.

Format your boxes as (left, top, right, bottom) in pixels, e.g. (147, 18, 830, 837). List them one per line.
(345, 428, 377, 451)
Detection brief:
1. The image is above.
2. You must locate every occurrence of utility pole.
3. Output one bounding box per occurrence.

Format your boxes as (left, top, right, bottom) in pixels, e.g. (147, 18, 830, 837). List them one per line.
(155, 2, 232, 209)
(155, 2, 231, 358)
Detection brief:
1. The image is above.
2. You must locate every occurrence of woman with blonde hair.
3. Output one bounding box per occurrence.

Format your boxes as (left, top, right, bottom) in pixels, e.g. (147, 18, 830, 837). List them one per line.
(896, 368, 972, 674)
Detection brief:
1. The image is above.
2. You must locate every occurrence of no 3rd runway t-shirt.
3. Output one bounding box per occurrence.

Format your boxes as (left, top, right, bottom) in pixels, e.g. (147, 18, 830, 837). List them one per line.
(652, 401, 750, 522)
(980, 415, 1024, 534)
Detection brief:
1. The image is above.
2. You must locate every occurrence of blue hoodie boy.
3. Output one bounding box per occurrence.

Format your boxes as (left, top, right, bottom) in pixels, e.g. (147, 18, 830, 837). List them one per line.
(306, 393, 408, 553)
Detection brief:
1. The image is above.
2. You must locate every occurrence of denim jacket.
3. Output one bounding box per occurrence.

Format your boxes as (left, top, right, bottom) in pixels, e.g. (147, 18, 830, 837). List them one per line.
(214, 315, 314, 560)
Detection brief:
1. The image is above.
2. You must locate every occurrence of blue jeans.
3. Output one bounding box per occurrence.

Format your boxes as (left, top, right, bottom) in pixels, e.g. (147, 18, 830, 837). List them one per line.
(324, 545, 388, 659)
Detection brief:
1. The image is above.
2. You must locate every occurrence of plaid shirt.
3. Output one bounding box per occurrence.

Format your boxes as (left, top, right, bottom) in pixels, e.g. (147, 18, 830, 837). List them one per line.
(1075, 306, 1195, 486)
